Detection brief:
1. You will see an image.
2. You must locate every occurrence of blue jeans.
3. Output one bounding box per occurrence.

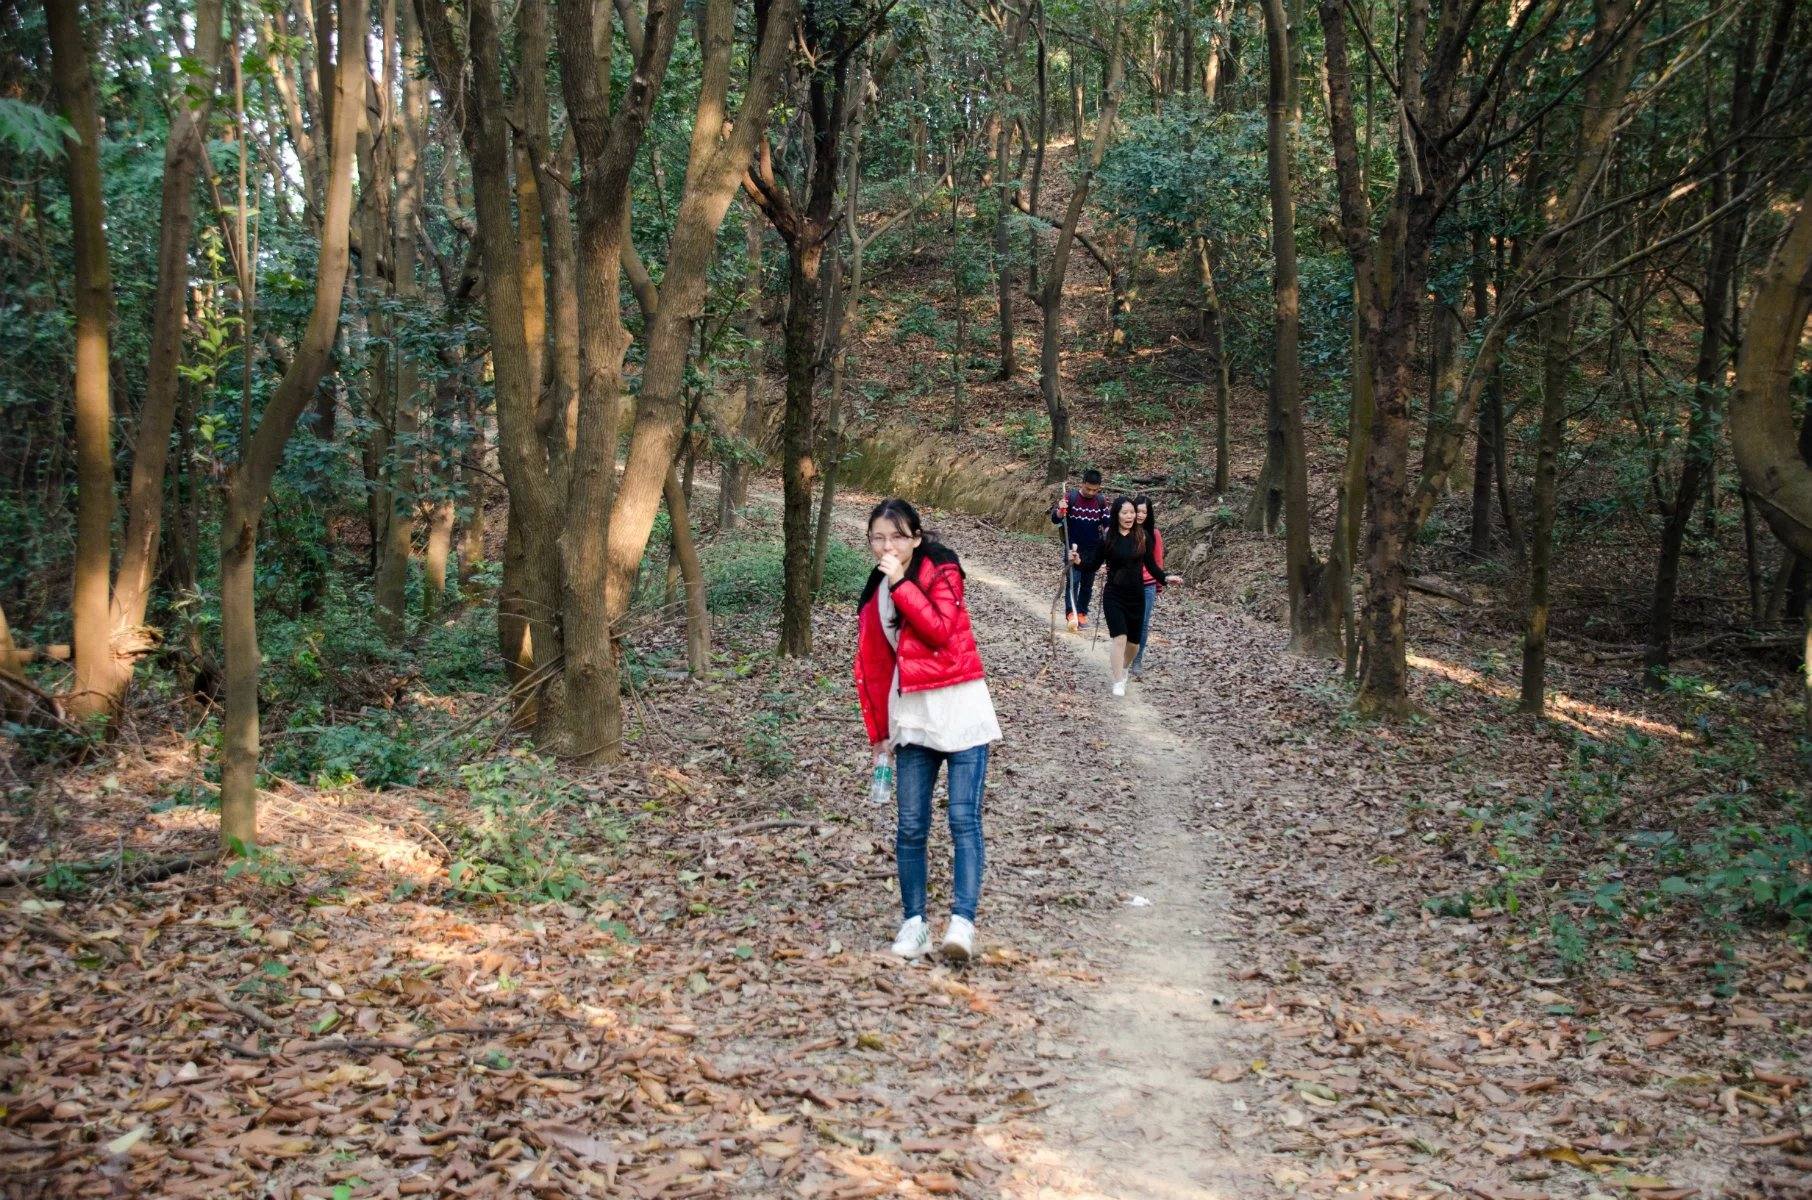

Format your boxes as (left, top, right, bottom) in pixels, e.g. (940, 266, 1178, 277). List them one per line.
(1130, 583, 1157, 671)
(1065, 562, 1100, 619)
(895, 742, 988, 922)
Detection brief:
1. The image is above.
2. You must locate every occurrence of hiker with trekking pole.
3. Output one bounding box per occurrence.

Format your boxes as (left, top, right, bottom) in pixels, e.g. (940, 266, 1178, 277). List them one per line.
(1073, 495, 1183, 696)
(1050, 468, 1111, 633)
(854, 499, 1001, 963)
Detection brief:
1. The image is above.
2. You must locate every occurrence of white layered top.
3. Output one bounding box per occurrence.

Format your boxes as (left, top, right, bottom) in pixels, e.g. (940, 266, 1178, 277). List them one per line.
(877, 582, 1001, 753)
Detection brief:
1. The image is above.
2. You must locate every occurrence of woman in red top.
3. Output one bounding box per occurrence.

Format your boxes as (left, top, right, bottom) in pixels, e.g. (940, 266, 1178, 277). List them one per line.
(1131, 494, 1170, 677)
(855, 499, 1000, 962)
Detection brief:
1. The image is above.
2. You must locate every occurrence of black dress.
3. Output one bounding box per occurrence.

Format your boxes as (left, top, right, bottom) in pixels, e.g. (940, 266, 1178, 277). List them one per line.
(1086, 532, 1163, 642)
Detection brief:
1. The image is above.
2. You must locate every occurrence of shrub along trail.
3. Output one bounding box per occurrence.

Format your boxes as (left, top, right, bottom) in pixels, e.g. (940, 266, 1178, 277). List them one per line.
(2, 493, 1807, 1199)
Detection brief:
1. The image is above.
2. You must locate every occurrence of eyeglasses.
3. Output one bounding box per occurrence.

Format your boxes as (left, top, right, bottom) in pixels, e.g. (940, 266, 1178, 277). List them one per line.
(867, 532, 915, 546)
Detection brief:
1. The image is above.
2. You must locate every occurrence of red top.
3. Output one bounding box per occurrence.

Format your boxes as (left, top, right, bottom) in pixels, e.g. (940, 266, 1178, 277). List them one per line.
(854, 547, 988, 745)
(1141, 530, 1167, 585)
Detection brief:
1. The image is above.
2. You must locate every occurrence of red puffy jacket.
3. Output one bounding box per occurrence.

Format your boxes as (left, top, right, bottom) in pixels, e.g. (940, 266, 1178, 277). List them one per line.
(854, 545, 987, 745)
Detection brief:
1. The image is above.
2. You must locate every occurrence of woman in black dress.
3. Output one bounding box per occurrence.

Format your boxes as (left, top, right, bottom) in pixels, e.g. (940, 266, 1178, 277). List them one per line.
(1072, 496, 1181, 695)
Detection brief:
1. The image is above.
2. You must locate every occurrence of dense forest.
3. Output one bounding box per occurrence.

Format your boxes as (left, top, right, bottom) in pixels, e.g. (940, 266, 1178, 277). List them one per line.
(2, 0, 1810, 1194)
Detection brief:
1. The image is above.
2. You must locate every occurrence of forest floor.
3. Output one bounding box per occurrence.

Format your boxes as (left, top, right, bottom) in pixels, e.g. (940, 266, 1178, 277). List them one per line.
(3, 139, 1809, 1200)
(3, 489, 1809, 1200)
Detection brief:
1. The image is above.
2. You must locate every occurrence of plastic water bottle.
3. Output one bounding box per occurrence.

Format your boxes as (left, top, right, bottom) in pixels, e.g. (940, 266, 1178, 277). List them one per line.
(868, 756, 894, 805)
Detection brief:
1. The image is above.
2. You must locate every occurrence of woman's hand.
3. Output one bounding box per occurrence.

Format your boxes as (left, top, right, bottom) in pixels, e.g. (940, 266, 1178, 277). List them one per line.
(1165, 574, 1183, 586)
(878, 550, 908, 584)
(1069, 543, 1081, 565)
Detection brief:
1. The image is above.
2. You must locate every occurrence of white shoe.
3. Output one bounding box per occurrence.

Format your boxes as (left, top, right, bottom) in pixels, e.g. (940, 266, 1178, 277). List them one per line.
(1111, 679, 1127, 697)
(940, 916, 975, 963)
(891, 916, 931, 959)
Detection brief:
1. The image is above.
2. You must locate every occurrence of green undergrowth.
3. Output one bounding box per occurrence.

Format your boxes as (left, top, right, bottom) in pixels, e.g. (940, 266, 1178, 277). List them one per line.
(703, 532, 869, 613)
(1419, 684, 1811, 981)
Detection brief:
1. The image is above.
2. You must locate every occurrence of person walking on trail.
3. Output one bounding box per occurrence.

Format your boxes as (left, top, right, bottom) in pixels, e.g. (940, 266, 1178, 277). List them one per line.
(1051, 468, 1111, 632)
(1129, 495, 1170, 679)
(1072, 496, 1183, 696)
(854, 499, 1001, 963)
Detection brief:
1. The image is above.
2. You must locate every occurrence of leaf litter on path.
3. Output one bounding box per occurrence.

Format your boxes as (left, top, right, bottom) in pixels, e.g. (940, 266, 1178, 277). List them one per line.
(3, 493, 1808, 1199)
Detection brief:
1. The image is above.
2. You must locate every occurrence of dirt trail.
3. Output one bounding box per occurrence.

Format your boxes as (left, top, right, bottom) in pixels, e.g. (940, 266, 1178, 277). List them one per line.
(824, 489, 1271, 1196)
(963, 559, 1257, 1199)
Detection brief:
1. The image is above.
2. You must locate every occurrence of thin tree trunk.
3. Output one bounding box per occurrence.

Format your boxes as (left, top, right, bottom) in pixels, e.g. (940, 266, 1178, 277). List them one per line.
(48, 0, 124, 727)
(1106, 226, 1144, 355)
(419, 0, 562, 723)
(110, 0, 226, 697)
(1261, 0, 1335, 653)
(993, 115, 1016, 380)
(1196, 238, 1231, 495)
(779, 241, 824, 654)
(950, 187, 967, 429)
(1039, 13, 1123, 483)
(1742, 487, 1764, 623)
(1520, 298, 1572, 715)
(219, 0, 367, 849)
(720, 210, 764, 529)
(459, 381, 485, 580)
(665, 465, 710, 675)
(592, 0, 797, 739)
(1467, 233, 1494, 558)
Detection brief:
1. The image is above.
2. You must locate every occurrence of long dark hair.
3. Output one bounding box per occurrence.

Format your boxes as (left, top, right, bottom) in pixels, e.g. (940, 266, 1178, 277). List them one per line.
(1134, 494, 1157, 536)
(867, 498, 925, 543)
(859, 498, 959, 612)
(1108, 495, 1146, 555)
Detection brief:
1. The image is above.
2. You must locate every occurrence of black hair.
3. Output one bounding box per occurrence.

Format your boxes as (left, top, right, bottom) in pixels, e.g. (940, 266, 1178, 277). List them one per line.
(859, 498, 960, 613)
(1133, 493, 1157, 533)
(867, 497, 924, 541)
(1108, 495, 1146, 555)
(1082, 468, 1103, 485)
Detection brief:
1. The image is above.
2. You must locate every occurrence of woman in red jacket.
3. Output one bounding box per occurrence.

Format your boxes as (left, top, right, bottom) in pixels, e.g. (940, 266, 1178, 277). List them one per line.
(855, 499, 1000, 962)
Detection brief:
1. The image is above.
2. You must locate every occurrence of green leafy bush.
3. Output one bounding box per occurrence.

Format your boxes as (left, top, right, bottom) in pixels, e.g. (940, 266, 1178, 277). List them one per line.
(266, 709, 422, 789)
(436, 752, 588, 903)
(704, 537, 868, 613)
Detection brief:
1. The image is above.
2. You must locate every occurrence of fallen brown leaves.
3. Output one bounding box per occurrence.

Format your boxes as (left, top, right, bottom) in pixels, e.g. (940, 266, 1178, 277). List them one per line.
(4, 494, 1809, 1200)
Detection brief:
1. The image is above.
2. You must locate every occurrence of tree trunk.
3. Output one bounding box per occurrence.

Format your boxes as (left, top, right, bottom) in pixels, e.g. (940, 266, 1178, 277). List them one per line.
(665, 465, 711, 675)
(993, 116, 1016, 380)
(779, 242, 823, 655)
(721, 210, 764, 530)
(384, 2, 428, 626)
(1729, 177, 1812, 562)
(459, 384, 486, 579)
(1520, 298, 1571, 715)
(1467, 234, 1494, 558)
(1106, 226, 1144, 355)
(551, 0, 685, 760)
(219, 0, 367, 849)
(109, 0, 226, 699)
(419, 0, 563, 725)
(1197, 238, 1231, 496)
(595, 0, 798, 714)
(1262, 0, 1336, 654)
(1038, 14, 1123, 483)
(48, 0, 125, 727)
(1355, 199, 1430, 718)
(951, 188, 968, 429)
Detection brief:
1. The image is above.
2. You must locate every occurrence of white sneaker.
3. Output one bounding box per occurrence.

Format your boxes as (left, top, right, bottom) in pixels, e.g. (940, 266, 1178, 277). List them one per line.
(941, 916, 975, 963)
(890, 916, 931, 959)
(1111, 679, 1127, 697)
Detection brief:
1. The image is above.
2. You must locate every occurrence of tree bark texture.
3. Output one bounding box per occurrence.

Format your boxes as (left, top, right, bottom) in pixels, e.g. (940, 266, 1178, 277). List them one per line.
(219, 0, 368, 849)
(47, 0, 124, 726)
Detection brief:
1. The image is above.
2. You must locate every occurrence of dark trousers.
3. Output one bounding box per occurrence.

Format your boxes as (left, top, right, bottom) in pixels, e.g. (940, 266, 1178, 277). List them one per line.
(1065, 561, 1100, 619)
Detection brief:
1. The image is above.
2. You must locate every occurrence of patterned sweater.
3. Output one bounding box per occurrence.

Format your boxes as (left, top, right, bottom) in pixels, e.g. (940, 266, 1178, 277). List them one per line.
(1050, 490, 1111, 555)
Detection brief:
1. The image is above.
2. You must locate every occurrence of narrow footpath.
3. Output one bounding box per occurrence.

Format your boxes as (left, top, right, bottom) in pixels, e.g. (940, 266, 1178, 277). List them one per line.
(828, 494, 1280, 1198)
